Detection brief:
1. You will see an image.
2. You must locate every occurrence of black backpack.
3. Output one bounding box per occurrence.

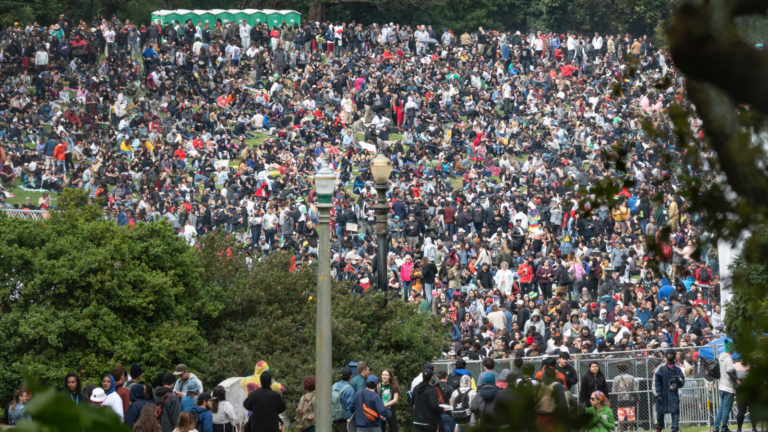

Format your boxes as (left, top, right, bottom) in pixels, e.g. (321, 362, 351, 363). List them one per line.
(449, 374, 462, 391)
(452, 389, 472, 424)
(698, 266, 710, 282)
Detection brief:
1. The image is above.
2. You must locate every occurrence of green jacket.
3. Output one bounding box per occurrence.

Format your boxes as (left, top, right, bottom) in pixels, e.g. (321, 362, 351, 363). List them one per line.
(585, 404, 615, 432)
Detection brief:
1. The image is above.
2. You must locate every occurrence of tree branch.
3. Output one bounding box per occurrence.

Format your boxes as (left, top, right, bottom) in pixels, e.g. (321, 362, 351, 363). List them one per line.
(668, 2, 768, 116)
(685, 79, 768, 213)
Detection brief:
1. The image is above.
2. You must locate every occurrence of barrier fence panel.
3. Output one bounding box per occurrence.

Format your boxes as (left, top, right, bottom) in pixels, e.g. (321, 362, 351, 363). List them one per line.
(434, 344, 751, 429)
(0, 208, 50, 220)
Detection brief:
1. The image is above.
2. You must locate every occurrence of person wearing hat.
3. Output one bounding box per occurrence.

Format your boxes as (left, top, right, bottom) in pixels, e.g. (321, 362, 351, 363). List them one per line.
(350, 374, 390, 431)
(470, 371, 501, 423)
(713, 342, 737, 432)
(90, 386, 108, 406)
(173, 363, 204, 397)
(180, 378, 203, 412)
(332, 368, 355, 431)
(653, 349, 685, 432)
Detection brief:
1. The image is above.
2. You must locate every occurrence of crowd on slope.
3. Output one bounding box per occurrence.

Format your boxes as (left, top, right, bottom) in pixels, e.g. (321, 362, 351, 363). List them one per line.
(0, 14, 732, 429)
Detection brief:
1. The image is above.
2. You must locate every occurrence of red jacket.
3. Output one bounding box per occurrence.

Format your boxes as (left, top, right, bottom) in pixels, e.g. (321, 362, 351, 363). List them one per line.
(517, 263, 533, 283)
(53, 143, 67, 161)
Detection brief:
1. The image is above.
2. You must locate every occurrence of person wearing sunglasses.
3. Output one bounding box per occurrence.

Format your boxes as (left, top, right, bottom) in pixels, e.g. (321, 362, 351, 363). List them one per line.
(585, 391, 614, 432)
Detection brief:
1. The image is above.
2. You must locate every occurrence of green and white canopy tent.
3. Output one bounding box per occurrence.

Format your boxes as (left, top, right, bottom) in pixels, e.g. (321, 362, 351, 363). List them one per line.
(150, 9, 301, 27)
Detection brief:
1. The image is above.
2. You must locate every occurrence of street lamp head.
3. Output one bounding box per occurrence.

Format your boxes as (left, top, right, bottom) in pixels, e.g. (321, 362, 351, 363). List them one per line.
(370, 153, 393, 184)
(314, 165, 336, 203)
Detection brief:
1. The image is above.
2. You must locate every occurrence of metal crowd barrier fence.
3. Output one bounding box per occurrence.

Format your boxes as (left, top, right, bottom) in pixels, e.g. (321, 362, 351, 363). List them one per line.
(0, 208, 50, 220)
(434, 344, 749, 429)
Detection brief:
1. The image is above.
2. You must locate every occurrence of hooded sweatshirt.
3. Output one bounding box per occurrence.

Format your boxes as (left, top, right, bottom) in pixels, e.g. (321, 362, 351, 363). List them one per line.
(524, 310, 545, 336)
(124, 384, 150, 426)
(191, 405, 213, 432)
(101, 375, 124, 421)
(413, 378, 443, 426)
(154, 386, 181, 432)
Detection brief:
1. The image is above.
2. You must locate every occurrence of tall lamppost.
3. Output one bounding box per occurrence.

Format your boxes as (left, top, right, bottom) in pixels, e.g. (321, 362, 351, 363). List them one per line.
(370, 153, 393, 296)
(314, 165, 336, 432)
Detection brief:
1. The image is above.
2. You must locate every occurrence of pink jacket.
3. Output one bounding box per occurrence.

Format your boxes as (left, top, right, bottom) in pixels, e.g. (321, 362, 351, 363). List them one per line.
(400, 261, 414, 282)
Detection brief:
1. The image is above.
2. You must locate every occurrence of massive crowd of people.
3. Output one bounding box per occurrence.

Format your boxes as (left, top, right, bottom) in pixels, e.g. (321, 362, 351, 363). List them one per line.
(0, 11, 737, 431)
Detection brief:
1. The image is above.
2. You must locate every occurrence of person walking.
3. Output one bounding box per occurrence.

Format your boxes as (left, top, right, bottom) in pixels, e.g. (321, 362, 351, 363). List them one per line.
(243, 371, 286, 432)
(653, 349, 685, 432)
(713, 343, 738, 432)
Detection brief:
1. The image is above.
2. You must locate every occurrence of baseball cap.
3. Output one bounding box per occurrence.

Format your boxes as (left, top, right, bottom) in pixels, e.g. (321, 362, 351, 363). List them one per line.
(173, 363, 189, 376)
(366, 375, 378, 385)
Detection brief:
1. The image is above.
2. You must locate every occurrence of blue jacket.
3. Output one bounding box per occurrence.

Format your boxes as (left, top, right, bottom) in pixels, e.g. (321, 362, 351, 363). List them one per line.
(191, 406, 213, 432)
(350, 389, 389, 427)
(636, 307, 651, 325)
(124, 384, 151, 426)
(654, 364, 685, 414)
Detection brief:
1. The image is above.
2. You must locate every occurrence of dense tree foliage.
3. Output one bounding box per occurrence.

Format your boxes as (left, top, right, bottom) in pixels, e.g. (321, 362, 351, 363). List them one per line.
(0, 191, 446, 428)
(0, 190, 214, 404)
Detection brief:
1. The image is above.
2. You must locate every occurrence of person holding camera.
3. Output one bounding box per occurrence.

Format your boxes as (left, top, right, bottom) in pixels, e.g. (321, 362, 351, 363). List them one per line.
(653, 349, 685, 432)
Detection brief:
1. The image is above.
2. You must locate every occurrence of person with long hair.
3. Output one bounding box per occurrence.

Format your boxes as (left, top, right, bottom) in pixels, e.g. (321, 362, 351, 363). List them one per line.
(133, 403, 162, 432)
(578, 362, 609, 407)
(378, 369, 399, 432)
(64, 372, 86, 405)
(294, 376, 316, 432)
(7, 389, 29, 425)
(211, 385, 239, 432)
(173, 411, 199, 432)
(585, 391, 614, 432)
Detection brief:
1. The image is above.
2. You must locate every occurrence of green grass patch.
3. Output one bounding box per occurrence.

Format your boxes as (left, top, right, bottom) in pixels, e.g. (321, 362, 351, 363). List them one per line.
(244, 132, 271, 148)
(4, 183, 58, 207)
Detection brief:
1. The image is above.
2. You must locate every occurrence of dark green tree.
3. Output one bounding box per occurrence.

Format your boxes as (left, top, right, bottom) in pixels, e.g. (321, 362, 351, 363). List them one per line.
(0, 189, 221, 403)
(194, 233, 447, 429)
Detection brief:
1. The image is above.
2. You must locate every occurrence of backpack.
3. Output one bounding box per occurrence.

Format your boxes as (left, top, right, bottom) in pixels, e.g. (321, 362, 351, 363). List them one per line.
(703, 358, 720, 381)
(615, 375, 637, 403)
(449, 374, 462, 391)
(534, 381, 558, 415)
(155, 392, 172, 419)
(331, 383, 350, 421)
(452, 389, 472, 424)
(698, 266, 710, 282)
